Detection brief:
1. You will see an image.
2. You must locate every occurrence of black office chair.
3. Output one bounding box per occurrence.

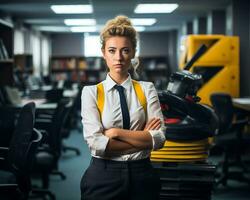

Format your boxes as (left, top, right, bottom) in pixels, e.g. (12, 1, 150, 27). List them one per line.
(62, 88, 81, 155)
(45, 89, 63, 103)
(32, 100, 70, 197)
(0, 102, 43, 200)
(0, 107, 16, 147)
(210, 93, 250, 186)
(0, 86, 11, 106)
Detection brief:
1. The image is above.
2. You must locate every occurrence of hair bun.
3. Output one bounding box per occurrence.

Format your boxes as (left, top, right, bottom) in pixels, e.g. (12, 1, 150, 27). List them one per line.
(113, 15, 132, 27)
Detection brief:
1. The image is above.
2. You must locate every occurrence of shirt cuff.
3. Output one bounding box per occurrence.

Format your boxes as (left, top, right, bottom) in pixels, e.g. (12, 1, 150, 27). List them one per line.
(148, 130, 166, 150)
(90, 135, 110, 156)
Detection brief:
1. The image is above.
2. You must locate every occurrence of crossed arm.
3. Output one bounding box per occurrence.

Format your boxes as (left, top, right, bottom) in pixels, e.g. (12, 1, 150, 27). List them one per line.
(104, 118, 161, 156)
(81, 83, 165, 157)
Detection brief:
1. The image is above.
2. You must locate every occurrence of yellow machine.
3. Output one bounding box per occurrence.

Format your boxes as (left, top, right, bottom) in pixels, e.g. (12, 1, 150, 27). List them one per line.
(179, 35, 239, 105)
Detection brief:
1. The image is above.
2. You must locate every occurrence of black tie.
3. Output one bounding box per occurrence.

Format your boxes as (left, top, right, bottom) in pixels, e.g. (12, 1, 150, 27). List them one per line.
(114, 85, 130, 129)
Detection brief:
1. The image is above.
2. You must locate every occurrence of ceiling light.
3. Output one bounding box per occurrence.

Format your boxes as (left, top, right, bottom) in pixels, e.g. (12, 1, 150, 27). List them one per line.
(131, 18, 157, 26)
(35, 26, 70, 32)
(25, 19, 62, 24)
(134, 4, 178, 13)
(51, 5, 93, 14)
(70, 26, 97, 32)
(64, 19, 96, 26)
(134, 26, 146, 32)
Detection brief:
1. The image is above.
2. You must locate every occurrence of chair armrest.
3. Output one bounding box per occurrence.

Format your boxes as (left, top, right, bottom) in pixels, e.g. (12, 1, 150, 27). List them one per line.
(35, 129, 49, 144)
(37, 129, 48, 136)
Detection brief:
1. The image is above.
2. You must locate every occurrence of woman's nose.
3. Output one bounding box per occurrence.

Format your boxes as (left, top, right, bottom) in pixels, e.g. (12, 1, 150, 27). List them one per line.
(114, 51, 122, 61)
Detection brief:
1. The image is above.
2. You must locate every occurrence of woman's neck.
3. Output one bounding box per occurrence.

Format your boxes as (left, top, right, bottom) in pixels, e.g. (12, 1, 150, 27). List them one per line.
(109, 72, 129, 85)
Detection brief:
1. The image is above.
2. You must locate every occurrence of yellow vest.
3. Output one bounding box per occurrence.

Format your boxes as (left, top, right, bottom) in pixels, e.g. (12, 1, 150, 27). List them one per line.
(96, 80, 147, 118)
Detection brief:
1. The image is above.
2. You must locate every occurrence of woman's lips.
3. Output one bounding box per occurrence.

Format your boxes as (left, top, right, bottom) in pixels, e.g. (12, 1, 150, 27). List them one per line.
(114, 64, 123, 67)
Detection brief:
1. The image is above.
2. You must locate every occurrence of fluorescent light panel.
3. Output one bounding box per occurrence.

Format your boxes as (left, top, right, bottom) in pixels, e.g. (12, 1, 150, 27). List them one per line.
(131, 18, 156, 26)
(134, 26, 146, 32)
(134, 4, 178, 13)
(36, 26, 70, 32)
(51, 5, 93, 14)
(70, 26, 97, 32)
(64, 19, 96, 26)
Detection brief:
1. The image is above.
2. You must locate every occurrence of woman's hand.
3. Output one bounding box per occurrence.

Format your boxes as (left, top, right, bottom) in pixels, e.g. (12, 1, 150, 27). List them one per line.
(104, 128, 119, 139)
(144, 118, 161, 131)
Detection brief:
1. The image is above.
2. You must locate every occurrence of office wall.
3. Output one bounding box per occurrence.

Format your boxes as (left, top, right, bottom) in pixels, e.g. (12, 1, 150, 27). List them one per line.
(139, 32, 169, 57)
(139, 31, 178, 73)
(51, 32, 170, 57)
(51, 33, 84, 56)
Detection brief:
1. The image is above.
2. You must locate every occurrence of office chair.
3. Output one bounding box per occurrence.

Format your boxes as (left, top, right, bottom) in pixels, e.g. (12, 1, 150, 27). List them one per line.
(45, 89, 63, 103)
(0, 102, 43, 200)
(0, 107, 16, 147)
(0, 88, 6, 106)
(210, 93, 250, 186)
(32, 100, 70, 192)
(0, 86, 11, 106)
(62, 88, 82, 155)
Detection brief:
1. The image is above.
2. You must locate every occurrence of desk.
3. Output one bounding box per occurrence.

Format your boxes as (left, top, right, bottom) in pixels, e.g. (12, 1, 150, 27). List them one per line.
(63, 89, 78, 98)
(13, 98, 57, 110)
(40, 87, 78, 98)
(233, 98, 250, 111)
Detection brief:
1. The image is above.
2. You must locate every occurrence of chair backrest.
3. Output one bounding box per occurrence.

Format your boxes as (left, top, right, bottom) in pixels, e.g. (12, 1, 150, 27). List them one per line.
(210, 93, 234, 134)
(0, 86, 11, 105)
(8, 102, 36, 173)
(72, 88, 81, 113)
(45, 89, 63, 103)
(19, 129, 43, 196)
(0, 88, 6, 106)
(7, 102, 43, 195)
(64, 88, 81, 132)
(0, 107, 16, 147)
(48, 100, 71, 157)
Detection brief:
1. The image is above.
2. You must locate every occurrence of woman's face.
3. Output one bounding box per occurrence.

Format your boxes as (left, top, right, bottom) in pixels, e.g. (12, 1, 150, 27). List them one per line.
(102, 36, 135, 76)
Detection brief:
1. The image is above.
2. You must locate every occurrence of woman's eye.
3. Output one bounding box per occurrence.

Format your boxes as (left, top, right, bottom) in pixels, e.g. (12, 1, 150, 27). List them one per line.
(108, 49, 115, 54)
(123, 49, 129, 54)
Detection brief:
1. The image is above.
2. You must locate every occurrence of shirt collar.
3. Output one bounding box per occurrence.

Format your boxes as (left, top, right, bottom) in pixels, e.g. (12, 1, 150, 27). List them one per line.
(105, 73, 132, 92)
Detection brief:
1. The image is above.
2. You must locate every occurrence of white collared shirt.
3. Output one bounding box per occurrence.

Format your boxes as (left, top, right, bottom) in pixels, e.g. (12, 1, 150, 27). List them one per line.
(81, 73, 166, 161)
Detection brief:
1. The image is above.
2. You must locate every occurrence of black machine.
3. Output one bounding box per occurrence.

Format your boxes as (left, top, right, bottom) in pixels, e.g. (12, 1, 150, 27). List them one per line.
(159, 45, 218, 141)
(154, 45, 218, 200)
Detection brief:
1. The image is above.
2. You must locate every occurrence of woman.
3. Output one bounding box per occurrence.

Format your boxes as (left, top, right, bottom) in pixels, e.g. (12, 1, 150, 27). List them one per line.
(81, 15, 166, 200)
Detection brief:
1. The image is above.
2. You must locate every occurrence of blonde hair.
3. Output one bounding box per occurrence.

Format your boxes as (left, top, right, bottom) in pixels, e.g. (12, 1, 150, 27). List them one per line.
(100, 15, 140, 75)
